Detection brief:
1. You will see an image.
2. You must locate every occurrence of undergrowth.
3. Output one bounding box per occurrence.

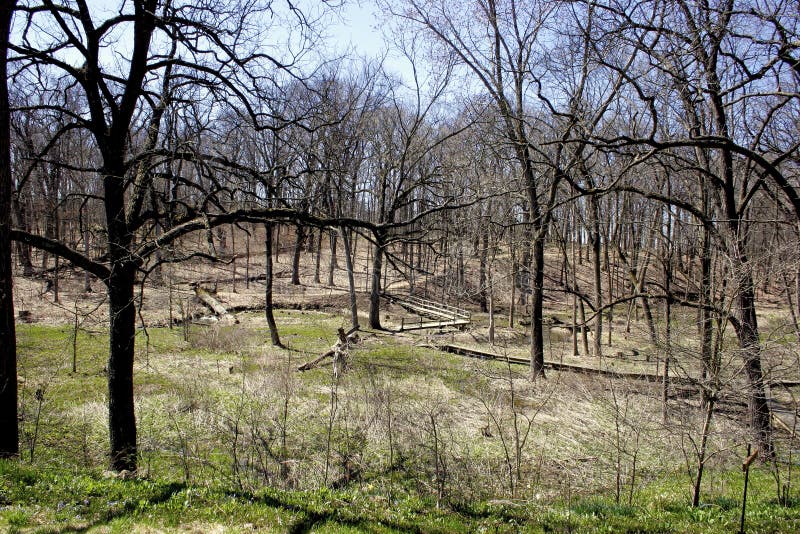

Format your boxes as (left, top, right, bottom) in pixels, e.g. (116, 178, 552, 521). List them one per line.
(8, 314, 800, 532)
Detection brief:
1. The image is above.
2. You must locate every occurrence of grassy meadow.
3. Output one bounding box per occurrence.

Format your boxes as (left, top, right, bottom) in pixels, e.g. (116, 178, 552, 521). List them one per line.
(3, 310, 800, 532)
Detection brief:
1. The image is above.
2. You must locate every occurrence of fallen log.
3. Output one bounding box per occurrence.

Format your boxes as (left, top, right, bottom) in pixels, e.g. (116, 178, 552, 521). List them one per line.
(192, 284, 239, 324)
(298, 326, 360, 373)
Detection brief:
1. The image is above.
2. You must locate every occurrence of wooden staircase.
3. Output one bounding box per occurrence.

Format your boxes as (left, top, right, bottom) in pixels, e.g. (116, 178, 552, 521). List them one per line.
(385, 293, 471, 332)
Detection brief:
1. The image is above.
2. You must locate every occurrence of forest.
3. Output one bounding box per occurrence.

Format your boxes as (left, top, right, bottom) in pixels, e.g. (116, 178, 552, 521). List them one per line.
(1, 0, 800, 532)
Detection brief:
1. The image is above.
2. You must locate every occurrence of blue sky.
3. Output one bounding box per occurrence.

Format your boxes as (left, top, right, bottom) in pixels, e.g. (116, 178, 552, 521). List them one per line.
(326, 1, 416, 83)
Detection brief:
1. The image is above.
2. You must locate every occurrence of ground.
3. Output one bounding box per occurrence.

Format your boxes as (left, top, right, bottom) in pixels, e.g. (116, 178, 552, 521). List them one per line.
(5, 235, 800, 532)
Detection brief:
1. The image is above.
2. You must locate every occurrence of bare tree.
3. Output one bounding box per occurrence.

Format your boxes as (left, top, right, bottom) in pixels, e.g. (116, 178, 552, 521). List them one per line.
(589, 0, 800, 457)
(6, 0, 338, 471)
(0, 0, 18, 459)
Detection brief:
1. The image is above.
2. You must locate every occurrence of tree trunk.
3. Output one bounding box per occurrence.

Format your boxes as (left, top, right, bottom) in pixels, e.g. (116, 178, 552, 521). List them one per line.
(11, 195, 32, 276)
(245, 230, 250, 290)
(736, 267, 774, 458)
(509, 227, 516, 328)
(662, 256, 672, 423)
(107, 263, 137, 472)
(530, 232, 546, 379)
(590, 196, 603, 360)
(488, 268, 495, 345)
(571, 226, 579, 356)
(479, 222, 488, 313)
(314, 228, 322, 284)
(369, 238, 383, 330)
(291, 224, 304, 285)
(579, 298, 589, 355)
(700, 194, 715, 381)
(264, 222, 281, 347)
(327, 231, 338, 286)
(231, 224, 236, 293)
(341, 226, 358, 329)
(692, 396, 715, 507)
(0, 0, 18, 459)
(83, 227, 93, 292)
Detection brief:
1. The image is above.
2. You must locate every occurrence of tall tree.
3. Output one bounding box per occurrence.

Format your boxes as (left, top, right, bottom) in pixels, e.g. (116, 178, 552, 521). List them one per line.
(7, 0, 328, 471)
(398, 0, 555, 376)
(591, 0, 800, 456)
(0, 0, 18, 459)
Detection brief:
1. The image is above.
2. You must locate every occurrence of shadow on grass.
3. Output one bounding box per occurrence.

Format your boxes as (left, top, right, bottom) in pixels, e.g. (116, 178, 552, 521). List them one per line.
(245, 491, 435, 534)
(47, 481, 186, 534)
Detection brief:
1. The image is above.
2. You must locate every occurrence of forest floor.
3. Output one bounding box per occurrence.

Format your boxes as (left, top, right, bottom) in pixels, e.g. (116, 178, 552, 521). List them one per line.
(5, 240, 800, 532)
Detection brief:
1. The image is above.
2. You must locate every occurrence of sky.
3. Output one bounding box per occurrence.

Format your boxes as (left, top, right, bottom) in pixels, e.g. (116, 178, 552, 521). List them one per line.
(325, 1, 417, 83)
(329, 2, 386, 54)
(10, 0, 421, 93)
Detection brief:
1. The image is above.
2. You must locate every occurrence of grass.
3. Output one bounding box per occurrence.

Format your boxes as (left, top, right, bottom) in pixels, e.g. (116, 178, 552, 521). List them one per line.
(8, 311, 800, 532)
(3, 460, 800, 533)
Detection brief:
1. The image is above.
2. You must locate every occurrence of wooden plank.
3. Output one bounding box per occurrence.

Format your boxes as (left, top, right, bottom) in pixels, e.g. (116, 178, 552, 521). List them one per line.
(398, 319, 470, 332)
(434, 343, 696, 384)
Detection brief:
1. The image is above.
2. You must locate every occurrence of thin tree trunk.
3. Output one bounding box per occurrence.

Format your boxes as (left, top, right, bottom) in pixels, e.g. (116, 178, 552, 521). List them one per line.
(264, 222, 281, 347)
(692, 396, 715, 507)
(590, 197, 603, 360)
(12, 195, 33, 276)
(83, 226, 92, 292)
(607, 247, 613, 347)
(231, 224, 236, 293)
(274, 224, 281, 265)
(327, 231, 338, 286)
(479, 222, 488, 313)
(663, 256, 671, 423)
(700, 195, 714, 381)
(314, 228, 322, 284)
(579, 299, 589, 355)
(509, 227, 516, 328)
(341, 227, 358, 329)
(572, 225, 579, 356)
(488, 267, 495, 345)
(291, 224, 304, 285)
(614, 227, 658, 346)
(369, 238, 384, 330)
(53, 254, 60, 303)
(245, 230, 250, 290)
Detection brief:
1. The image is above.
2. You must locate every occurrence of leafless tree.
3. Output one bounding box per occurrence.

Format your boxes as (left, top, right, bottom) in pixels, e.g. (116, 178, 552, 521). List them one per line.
(0, 0, 18, 459)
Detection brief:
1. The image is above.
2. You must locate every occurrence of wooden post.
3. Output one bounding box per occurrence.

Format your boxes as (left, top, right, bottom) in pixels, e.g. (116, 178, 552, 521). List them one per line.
(740, 445, 758, 534)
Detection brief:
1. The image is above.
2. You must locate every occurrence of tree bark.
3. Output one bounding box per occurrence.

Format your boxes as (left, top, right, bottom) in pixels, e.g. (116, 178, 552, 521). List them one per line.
(11, 195, 32, 276)
(530, 229, 546, 379)
(735, 266, 774, 457)
(313, 228, 322, 284)
(327, 231, 338, 286)
(369, 237, 384, 330)
(341, 227, 358, 329)
(590, 196, 603, 360)
(107, 263, 137, 472)
(264, 222, 281, 346)
(479, 221, 488, 313)
(0, 0, 18, 459)
(291, 224, 304, 285)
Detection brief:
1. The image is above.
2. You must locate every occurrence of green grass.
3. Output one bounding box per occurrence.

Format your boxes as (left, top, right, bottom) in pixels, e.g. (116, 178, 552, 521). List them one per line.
(3, 460, 800, 533)
(10, 313, 800, 532)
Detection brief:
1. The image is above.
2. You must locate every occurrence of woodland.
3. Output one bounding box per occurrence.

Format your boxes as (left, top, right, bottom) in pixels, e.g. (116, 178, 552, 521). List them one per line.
(1, 0, 800, 532)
